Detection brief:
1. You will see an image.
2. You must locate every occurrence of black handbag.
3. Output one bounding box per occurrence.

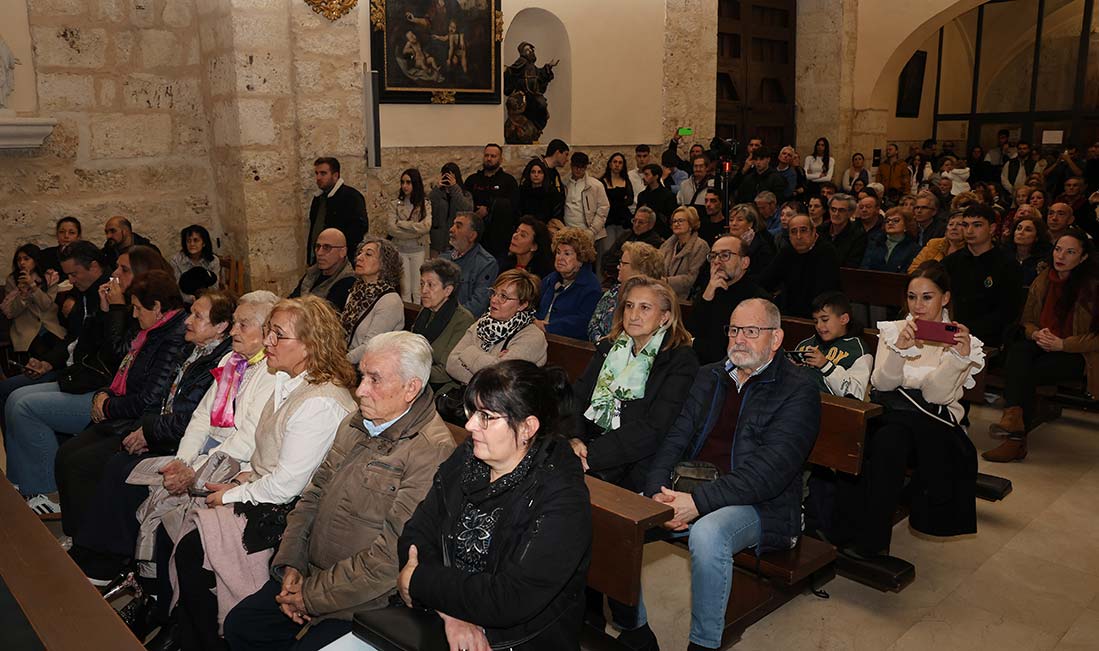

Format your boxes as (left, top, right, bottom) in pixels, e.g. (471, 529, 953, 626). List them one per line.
(353, 603, 449, 651)
(434, 385, 466, 425)
(234, 498, 300, 554)
(671, 460, 721, 493)
(57, 356, 112, 394)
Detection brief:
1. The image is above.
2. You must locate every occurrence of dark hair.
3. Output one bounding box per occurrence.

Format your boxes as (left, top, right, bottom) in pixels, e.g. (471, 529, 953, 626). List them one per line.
(998, 129, 1010, 137)
(922, 139, 936, 148)
(57, 216, 82, 236)
(570, 151, 590, 168)
(463, 360, 576, 442)
(60, 240, 105, 270)
(512, 215, 552, 274)
(314, 157, 340, 174)
(642, 163, 663, 178)
(811, 290, 858, 333)
(197, 288, 237, 328)
(1051, 229, 1099, 332)
(545, 139, 569, 157)
(858, 187, 880, 203)
(819, 181, 837, 193)
(441, 161, 465, 187)
(813, 137, 832, 176)
(600, 151, 629, 184)
(962, 203, 996, 225)
(127, 245, 174, 277)
(660, 151, 679, 168)
(520, 158, 549, 188)
(755, 146, 773, 160)
(635, 144, 651, 154)
(130, 270, 185, 312)
(398, 168, 427, 220)
(1017, 141, 1031, 149)
(484, 143, 503, 154)
(179, 224, 215, 262)
(781, 200, 807, 214)
(457, 211, 485, 239)
(11, 244, 44, 283)
(419, 257, 462, 289)
(908, 260, 951, 295)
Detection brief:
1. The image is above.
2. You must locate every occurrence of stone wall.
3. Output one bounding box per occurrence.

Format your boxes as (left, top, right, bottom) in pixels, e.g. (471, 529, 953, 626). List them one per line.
(2, 0, 219, 268)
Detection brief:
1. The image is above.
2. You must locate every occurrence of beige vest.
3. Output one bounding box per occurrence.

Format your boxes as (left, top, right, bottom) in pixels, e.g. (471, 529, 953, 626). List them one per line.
(250, 379, 356, 478)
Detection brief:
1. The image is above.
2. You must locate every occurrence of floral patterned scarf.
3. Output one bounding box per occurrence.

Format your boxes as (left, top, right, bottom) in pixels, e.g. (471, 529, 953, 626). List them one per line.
(583, 327, 667, 430)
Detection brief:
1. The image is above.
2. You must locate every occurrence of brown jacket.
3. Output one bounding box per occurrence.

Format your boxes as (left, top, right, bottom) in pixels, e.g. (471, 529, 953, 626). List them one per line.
(876, 159, 912, 195)
(1022, 272, 1099, 396)
(272, 387, 456, 620)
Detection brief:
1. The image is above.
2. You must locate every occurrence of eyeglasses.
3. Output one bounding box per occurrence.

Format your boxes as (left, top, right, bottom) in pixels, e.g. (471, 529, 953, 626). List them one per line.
(885, 218, 904, 226)
(671, 218, 688, 225)
(314, 244, 346, 253)
(724, 325, 778, 339)
(464, 408, 505, 429)
(262, 324, 299, 344)
(489, 290, 519, 302)
(707, 251, 739, 262)
(913, 205, 933, 211)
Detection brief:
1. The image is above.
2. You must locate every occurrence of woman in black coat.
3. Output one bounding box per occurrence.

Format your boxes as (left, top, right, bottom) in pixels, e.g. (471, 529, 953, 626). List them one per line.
(518, 158, 565, 223)
(398, 361, 591, 651)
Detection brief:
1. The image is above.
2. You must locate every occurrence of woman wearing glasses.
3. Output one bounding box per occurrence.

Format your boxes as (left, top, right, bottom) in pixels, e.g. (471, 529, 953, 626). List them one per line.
(445, 269, 547, 390)
(828, 262, 985, 560)
(169, 296, 357, 651)
(397, 360, 591, 651)
(343, 236, 405, 365)
(859, 207, 919, 273)
(660, 206, 710, 300)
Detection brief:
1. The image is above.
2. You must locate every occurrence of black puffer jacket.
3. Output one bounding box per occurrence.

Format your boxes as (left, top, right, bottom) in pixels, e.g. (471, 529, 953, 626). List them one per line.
(140, 338, 233, 454)
(644, 356, 820, 553)
(401, 438, 591, 650)
(99, 309, 188, 427)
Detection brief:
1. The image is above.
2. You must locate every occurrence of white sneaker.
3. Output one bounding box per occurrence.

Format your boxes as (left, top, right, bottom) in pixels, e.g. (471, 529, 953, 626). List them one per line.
(58, 535, 73, 551)
(26, 494, 62, 520)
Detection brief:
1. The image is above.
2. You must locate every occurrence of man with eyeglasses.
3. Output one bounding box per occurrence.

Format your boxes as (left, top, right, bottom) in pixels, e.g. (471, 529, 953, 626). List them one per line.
(758, 214, 840, 318)
(816, 193, 867, 267)
(688, 236, 767, 364)
(912, 190, 946, 247)
(646, 298, 819, 651)
(289, 228, 356, 311)
(307, 156, 368, 265)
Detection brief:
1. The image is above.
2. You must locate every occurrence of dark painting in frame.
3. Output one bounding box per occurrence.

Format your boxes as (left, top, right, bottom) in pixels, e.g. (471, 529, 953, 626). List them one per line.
(896, 50, 927, 118)
(370, 0, 502, 104)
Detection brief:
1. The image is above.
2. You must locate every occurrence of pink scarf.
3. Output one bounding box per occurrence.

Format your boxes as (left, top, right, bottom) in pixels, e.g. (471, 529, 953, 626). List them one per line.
(109, 309, 182, 395)
(208, 350, 264, 427)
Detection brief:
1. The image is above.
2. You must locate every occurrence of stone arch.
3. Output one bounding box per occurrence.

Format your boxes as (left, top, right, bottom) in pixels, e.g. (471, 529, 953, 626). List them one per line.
(503, 7, 571, 142)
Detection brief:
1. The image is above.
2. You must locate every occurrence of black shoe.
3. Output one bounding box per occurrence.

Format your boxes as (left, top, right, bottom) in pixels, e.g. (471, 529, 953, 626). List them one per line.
(617, 623, 660, 651)
(144, 622, 180, 651)
(687, 643, 718, 651)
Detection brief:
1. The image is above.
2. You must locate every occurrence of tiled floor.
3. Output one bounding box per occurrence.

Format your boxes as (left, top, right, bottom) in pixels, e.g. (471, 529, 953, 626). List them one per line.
(641, 404, 1099, 650)
(3, 404, 1097, 650)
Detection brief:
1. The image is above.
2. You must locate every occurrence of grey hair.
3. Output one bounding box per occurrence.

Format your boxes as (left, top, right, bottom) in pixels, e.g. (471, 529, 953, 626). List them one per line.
(634, 206, 656, 224)
(420, 257, 462, 288)
(829, 193, 857, 213)
(361, 331, 432, 390)
(755, 191, 777, 205)
(456, 211, 485, 239)
(358, 235, 403, 289)
(731, 202, 760, 229)
(737, 297, 781, 328)
(237, 290, 280, 324)
(916, 190, 940, 210)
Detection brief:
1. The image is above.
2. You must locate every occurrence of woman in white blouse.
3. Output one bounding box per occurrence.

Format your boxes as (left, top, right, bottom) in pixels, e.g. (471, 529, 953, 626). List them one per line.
(828, 261, 984, 558)
(170, 295, 357, 651)
(803, 136, 836, 195)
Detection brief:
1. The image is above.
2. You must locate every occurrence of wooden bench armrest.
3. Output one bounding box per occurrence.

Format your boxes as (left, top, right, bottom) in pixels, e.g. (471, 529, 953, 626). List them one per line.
(810, 395, 880, 475)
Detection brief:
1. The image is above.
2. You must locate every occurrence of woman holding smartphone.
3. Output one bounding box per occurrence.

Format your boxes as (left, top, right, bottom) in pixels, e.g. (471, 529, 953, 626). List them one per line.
(428, 163, 473, 257)
(827, 261, 985, 559)
(2, 245, 66, 358)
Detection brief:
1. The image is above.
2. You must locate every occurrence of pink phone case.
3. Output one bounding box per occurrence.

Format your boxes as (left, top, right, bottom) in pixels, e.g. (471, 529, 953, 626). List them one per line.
(914, 319, 959, 344)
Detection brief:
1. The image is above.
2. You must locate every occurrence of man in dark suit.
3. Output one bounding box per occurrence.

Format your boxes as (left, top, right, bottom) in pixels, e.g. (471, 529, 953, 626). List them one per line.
(307, 157, 368, 265)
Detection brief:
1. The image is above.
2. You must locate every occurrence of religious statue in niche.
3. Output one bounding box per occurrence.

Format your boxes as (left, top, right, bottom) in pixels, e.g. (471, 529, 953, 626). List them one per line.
(0, 37, 17, 111)
(503, 42, 557, 144)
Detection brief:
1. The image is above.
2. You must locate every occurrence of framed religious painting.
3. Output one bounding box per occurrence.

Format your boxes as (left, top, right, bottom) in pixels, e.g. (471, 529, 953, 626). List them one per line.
(370, 0, 502, 104)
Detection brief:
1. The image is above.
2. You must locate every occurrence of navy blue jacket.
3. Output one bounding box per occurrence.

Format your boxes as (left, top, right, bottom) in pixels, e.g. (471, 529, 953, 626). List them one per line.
(644, 356, 820, 553)
(860, 231, 919, 273)
(536, 267, 602, 340)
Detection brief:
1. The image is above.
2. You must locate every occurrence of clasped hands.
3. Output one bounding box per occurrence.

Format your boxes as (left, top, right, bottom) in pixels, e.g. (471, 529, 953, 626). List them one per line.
(1033, 327, 1064, 352)
(653, 486, 699, 532)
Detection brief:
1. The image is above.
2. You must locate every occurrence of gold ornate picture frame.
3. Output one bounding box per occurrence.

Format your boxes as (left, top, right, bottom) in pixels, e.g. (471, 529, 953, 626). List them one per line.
(370, 0, 502, 104)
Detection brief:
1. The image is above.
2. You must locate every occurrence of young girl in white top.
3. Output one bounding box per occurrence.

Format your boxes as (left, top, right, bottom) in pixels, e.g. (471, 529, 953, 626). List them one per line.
(939, 156, 971, 195)
(387, 168, 433, 302)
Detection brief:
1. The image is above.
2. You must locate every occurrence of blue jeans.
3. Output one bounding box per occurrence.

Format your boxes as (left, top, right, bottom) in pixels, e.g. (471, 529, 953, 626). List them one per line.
(0, 371, 57, 425)
(686, 505, 762, 648)
(4, 382, 95, 495)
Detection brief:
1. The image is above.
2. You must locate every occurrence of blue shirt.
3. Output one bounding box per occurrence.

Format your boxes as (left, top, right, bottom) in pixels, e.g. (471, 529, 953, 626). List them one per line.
(362, 406, 412, 438)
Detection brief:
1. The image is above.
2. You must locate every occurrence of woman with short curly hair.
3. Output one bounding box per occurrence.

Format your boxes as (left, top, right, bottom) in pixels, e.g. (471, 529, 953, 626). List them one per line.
(536, 227, 604, 339)
(343, 236, 406, 364)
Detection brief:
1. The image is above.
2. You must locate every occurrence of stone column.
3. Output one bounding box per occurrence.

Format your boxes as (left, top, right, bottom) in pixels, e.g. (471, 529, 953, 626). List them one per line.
(662, 0, 718, 143)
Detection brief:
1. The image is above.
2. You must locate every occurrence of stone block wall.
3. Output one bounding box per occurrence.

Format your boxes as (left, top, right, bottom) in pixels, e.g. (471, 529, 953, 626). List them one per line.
(2, 0, 219, 267)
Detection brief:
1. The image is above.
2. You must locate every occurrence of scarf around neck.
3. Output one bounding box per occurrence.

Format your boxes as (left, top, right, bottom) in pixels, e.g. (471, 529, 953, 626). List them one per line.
(340, 279, 398, 339)
(412, 295, 459, 343)
(109, 309, 183, 396)
(584, 327, 667, 430)
(475, 307, 534, 351)
(209, 348, 266, 427)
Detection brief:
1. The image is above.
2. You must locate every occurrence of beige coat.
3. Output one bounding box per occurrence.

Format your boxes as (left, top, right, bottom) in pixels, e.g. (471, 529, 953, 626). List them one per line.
(2, 277, 65, 352)
(659, 233, 710, 299)
(445, 321, 548, 385)
(272, 389, 456, 620)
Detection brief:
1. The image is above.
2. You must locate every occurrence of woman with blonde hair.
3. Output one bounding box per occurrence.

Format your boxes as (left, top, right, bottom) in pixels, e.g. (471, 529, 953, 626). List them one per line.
(908, 211, 967, 273)
(343, 236, 405, 364)
(570, 275, 699, 644)
(536, 227, 603, 339)
(588, 241, 664, 342)
(660, 206, 710, 299)
(170, 295, 357, 651)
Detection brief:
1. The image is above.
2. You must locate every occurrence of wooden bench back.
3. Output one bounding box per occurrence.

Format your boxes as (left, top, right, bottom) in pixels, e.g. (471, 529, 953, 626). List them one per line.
(218, 255, 246, 296)
(839, 267, 908, 310)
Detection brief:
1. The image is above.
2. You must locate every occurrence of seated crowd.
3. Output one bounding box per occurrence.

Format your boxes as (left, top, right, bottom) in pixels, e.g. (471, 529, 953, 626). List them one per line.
(1, 135, 1098, 651)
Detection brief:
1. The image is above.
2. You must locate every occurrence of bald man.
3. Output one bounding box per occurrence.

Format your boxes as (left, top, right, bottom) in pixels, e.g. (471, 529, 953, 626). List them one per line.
(1046, 202, 1075, 243)
(102, 215, 156, 266)
(289, 228, 356, 310)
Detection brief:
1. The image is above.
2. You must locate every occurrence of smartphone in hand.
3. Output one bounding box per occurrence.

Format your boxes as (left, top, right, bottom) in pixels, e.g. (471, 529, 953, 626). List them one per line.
(914, 319, 959, 344)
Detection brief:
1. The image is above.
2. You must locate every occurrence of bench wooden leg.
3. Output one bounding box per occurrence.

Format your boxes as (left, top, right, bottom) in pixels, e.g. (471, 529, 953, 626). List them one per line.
(718, 566, 837, 649)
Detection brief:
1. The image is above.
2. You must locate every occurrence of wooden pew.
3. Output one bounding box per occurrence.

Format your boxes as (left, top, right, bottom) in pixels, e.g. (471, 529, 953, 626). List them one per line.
(218, 255, 246, 296)
(0, 475, 145, 651)
(839, 267, 908, 312)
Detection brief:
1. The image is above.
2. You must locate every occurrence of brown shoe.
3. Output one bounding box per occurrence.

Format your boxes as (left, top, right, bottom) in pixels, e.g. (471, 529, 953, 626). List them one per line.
(982, 437, 1028, 463)
(989, 406, 1025, 438)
